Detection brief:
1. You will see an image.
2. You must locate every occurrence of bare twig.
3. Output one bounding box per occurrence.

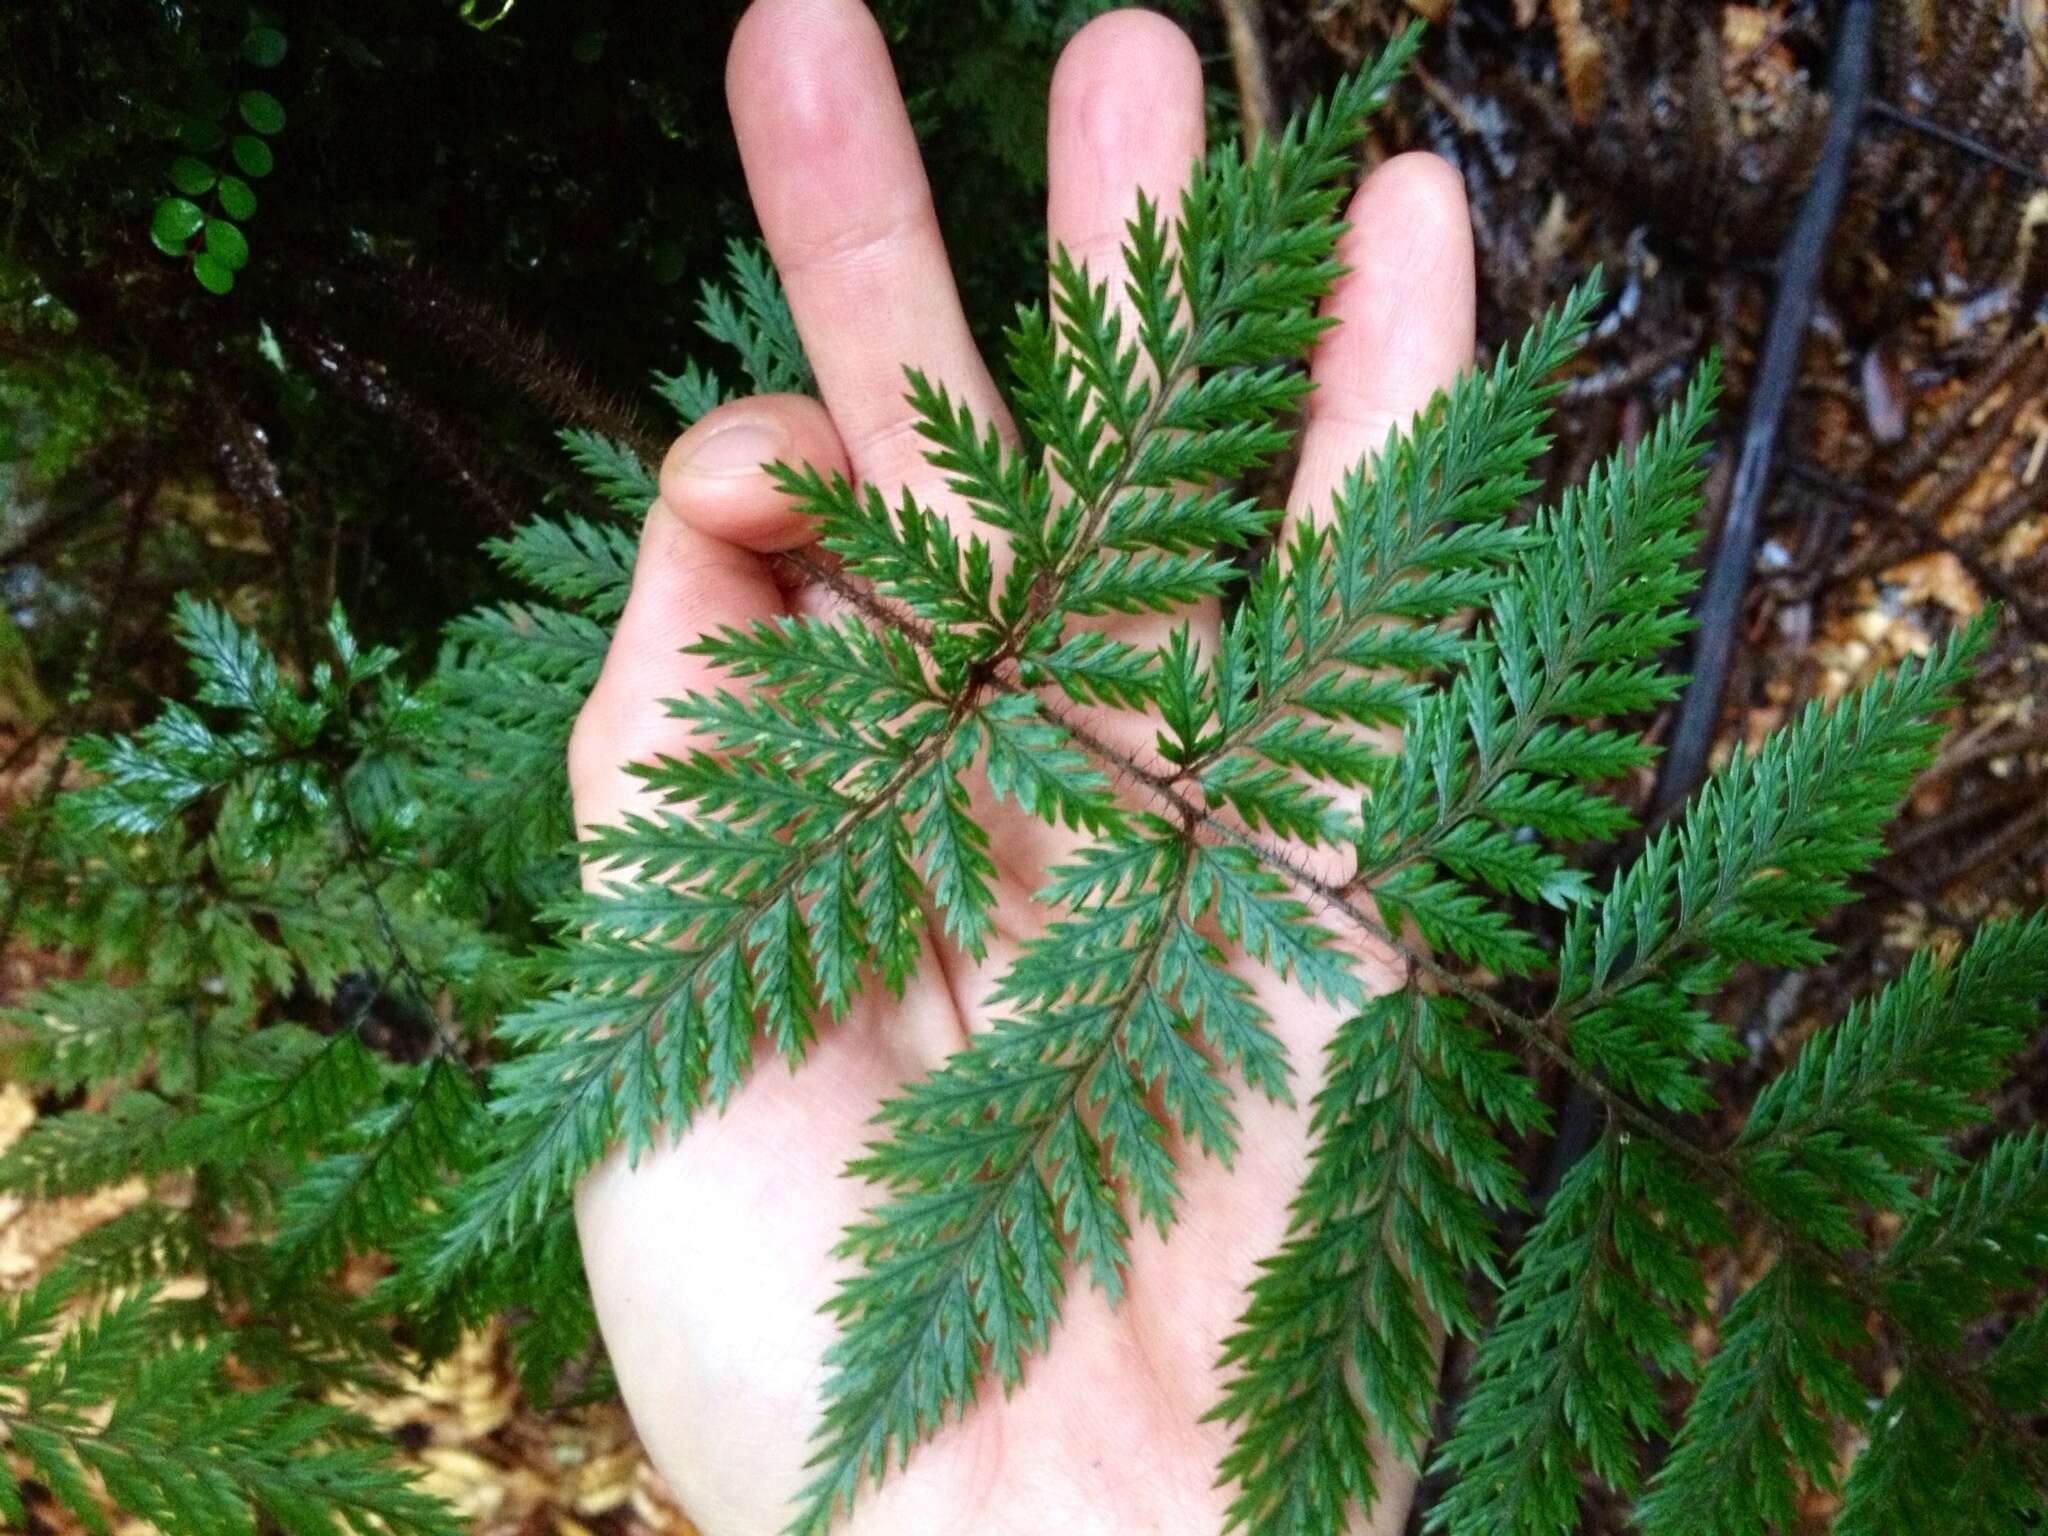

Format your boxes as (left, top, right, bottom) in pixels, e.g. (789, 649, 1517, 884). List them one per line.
(1783, 458, 2048, 644)
(1558, 328, 1703, 403)
(1216, 0, 1277, 147)
(1884, 332, 2040, 488)
(281, 326, 526, 531)
(1868, 97, 2048, 189)
(210, 396, 314, 671)
(0, 433, 161, 573)
(318, 256, 662, 459)
(1660, 0, 1877, 807)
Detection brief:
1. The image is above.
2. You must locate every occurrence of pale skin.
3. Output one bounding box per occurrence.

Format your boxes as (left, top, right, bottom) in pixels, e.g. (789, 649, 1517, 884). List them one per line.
(567, 1, 1478, 1532)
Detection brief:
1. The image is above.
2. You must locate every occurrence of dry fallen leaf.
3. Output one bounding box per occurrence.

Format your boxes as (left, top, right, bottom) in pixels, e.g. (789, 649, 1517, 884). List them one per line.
(1549, 0, 1606, 123)
(1881, 550, 1986, 621)
(1720, 4, 1772, 56)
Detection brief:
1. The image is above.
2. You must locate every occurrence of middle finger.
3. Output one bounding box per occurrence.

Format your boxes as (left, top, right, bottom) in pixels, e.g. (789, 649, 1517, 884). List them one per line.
(1044, 6, 1212, 666)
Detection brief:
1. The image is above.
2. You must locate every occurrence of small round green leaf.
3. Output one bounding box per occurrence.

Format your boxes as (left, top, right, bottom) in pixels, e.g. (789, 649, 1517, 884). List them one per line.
(150, 196, 205, 253)
(192, 252, 236, 295)
(168, 155, 215, 196)
(204, 219, 250, 271)
(230, 135, 275, 178)
(216, 176, 257, 221)
(241, 26, 288, 67)
(238, 89, 287, 136)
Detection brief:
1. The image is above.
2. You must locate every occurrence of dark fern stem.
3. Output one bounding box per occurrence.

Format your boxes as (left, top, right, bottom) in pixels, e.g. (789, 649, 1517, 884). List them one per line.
(317, 256, 666, 459)
(1512, 0, 1879, 1359)
(281, 323, 531, 534)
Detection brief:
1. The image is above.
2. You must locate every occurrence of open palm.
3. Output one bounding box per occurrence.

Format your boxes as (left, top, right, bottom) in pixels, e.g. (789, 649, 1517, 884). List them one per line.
(567, 2, 1476, 1532)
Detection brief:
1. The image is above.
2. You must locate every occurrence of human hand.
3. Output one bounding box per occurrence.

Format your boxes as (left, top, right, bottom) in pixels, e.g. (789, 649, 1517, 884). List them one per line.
(568, 2, 1476, 1532)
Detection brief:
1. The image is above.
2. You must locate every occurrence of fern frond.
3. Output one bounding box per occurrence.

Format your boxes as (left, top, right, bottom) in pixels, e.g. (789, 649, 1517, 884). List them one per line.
(1635, 1259, 1864, 1536)
(442, 39, 1422, 1303)
(1882, 1124, 2048, 1346)
(782, 48, 1474, 1507)
(2, 980, 186, 1094)
(696, 237, 813, 395)
(1009, 30, 1425, 632)
(1362, 358, 1718, 976)
(1428, 622, 1998, 1536)
(1213, 990, 1547, 1528)
(1739, 914, 2047, 1250)
(0, 1088, 182, 1199)
(268, 1055, 482, 1282)
(433, 717, 949, 1267)
(310, 33, 2048, 1536)
(1195, 279, 1602, 821)
(1428, 1133, 1725, 1536)
(430, 237, 821, 896)
(1553, 617, 1989, 1116)
(484, 513, 639, 619)
(1631, 926, 2048, 1533)
(557, 429, 656, 515)
(0, 1276, 458, 1536)
(1198, 314, 1716, 1536)
(1836, 1363, 2048, 1536)
(794, 832, 1202, 1533)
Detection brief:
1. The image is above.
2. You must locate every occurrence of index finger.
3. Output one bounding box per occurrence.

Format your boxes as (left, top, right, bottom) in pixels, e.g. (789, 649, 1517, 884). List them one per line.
(727, 0, 1013, 504)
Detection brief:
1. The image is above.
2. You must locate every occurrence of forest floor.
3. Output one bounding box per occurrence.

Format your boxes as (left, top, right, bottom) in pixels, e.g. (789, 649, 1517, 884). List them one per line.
(4, 2, 2045, 1534)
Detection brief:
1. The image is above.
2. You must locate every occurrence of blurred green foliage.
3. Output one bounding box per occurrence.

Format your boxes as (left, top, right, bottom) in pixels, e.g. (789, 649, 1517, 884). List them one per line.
(0, 7, 1208, 1525)
(0, 0, 1198, 725)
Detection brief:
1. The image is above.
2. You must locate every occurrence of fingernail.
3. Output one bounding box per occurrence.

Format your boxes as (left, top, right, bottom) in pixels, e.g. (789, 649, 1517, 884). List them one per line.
(681, 419, 785, 478)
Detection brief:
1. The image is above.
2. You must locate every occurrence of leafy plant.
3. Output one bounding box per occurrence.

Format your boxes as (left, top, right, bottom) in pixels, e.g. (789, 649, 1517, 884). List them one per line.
(149, 14, 288, 295)
(0, 235, 816, 1530)
(0, 1269, 457, 1536)
(6, 23, 2046, 1536)
(429, 24, 2040, 1536)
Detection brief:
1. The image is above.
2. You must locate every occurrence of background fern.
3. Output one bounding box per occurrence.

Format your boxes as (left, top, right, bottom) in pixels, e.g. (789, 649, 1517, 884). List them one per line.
(0, 1270, 459, 1536)
(0, 238, 823, 1529)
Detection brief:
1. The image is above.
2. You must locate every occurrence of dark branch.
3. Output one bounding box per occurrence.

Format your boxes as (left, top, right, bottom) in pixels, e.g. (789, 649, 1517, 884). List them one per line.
(1868, 98, 2048, 189)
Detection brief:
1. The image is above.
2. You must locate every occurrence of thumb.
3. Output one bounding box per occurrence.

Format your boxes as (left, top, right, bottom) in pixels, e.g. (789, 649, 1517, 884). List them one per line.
(567, 393, 851, 839)
(659, 392, 845, 552)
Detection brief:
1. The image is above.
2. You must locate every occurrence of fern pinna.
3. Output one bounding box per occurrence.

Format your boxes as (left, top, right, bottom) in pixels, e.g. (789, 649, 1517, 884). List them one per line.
(420, 24, 2048, 1536)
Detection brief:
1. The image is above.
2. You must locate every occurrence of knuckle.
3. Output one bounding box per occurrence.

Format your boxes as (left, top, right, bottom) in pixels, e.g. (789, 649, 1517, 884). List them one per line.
(565, 687, 616, 803)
